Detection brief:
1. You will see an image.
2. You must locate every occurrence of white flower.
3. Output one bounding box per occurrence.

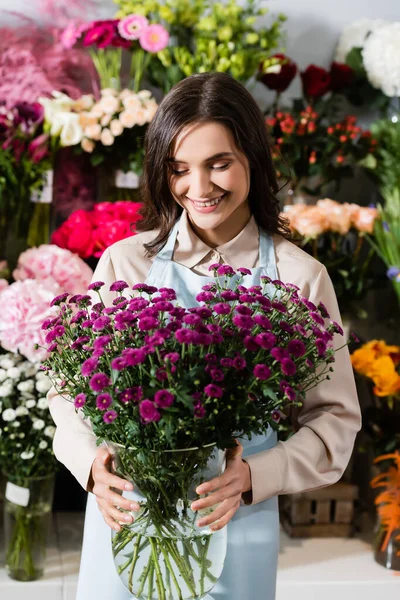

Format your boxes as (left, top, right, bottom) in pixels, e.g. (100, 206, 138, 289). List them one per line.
(0, 369, 7, 381)
(2, 408, 16, 421)
(101, 114, 112, 127)
(0, 383, 12, 397)
(137, 89, 152, 99)
(36, 378, 52, 394)
(0, 357, 15, 370)
(17, 380, 34, 393)
(33, 419, 45, 430)
(37, 397, 49, 410)
(60, 113, 84, 147)
(100, 128, 114, 146)
(6, 367, 20, 379)
(15, 406, 29, 417)
(100, 88, 118, 97)
(81, 138, 95, 153)
(26, 399, 36, 409)
(22, 364, 38, 378)
(19, 432, 25, 438)
(44, 425, 56, 438)
(84, 123, 102, 141)
(122, 95, 142, 111)
(11, 421, 21, 428)
(362, 22, 400, 96)
(335, 18, 388, 62)
(98, 95, 120, 115)
(21, 450, 34, 460)
(39, 440, 48, 450)
(110, 119, 123, 136)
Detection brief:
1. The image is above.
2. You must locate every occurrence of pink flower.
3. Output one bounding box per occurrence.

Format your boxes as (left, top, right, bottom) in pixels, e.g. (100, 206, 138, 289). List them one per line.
(118, 14, 149, 40)
(83, 21, 118, 49)
(350, 205, 378, 233)
(139, 24, 169, 53)
(61, 23, 82, 49)
(13, 244, 93, 295)
(27, 133, 49, 163)
(0, 279, 9, 293)
(0, 279, 60, 362)
(317, 199, 353, 234)
(139, 399, 161, 422)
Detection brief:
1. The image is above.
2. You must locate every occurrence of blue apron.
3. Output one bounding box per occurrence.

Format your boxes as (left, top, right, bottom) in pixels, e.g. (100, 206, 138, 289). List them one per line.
(76, 214, 279, 600)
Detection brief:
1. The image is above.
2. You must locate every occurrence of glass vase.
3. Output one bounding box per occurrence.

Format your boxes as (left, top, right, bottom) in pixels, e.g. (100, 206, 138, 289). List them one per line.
(3, 473, 55, 581)
(107, 442, 227, 600)
(374, 522, 400, 571)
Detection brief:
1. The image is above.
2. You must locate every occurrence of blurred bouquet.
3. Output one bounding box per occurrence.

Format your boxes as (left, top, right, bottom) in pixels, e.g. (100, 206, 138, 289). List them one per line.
(0, 351, 58, 581)
(351, 340, 400, 455)
(335, 19, 400, 113)
(51, 201, 143, 260)
(283, 199, 379, 318)
(0, 245, 92, 363)
(267, 107, 376, 199)
(115, 0, 286, 92)
(61, 14, 169, 91)
(41, 267, 344, 596)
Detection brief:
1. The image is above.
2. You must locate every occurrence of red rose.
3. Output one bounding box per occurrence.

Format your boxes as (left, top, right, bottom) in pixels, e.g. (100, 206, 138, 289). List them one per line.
(259, 53, 297, 93)
(112, 201, 143, 222)
(329, 62, 354, 92)
(301, 65, 331, 99)
(51, 210, 95, 259)
(92, 220, 135, 258)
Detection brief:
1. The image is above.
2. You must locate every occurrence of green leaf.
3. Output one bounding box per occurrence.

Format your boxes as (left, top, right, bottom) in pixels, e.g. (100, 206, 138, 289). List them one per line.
(345, 47, 365, 75)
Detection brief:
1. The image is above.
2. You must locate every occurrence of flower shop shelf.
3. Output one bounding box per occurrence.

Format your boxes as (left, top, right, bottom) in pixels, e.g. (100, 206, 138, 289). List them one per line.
(0, 512, 400, 600)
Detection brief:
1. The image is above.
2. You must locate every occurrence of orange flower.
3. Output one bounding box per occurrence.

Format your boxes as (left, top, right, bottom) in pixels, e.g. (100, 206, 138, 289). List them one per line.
(317, 198, 353, 234)
(371, 453, 400, 553)
(350, 347, 377, 376)
(350, 205, 379, 233)
(368, 356, 400, 397)
(290, 206, 329, 238)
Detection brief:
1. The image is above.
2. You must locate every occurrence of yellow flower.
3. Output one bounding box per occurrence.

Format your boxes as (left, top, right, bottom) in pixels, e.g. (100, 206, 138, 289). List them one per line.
(368, 356, 400, 397)
(350, 347, 377, 376)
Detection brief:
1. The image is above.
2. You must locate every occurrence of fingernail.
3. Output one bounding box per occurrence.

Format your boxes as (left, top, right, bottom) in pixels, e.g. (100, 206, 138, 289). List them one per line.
(197, 519, 205, 527)
(191, 502, 199, 510)
(125, 483, 133, 491)
(196, 485, 206, 494)
(124, 514, 132, 522)
(130, 503, 139, 511)
(210, 525, 218, 531)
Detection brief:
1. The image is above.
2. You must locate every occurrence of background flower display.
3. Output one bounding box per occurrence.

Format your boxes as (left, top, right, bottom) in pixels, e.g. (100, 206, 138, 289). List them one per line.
(51, 201, 143, 262)
(115, 0, 286, 93)
(283, 199, 378, 319)
(0, 352, 58, 581)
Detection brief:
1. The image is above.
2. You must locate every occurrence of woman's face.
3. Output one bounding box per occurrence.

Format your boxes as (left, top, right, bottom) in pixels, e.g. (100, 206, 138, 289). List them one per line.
(168, 121, 251, 244)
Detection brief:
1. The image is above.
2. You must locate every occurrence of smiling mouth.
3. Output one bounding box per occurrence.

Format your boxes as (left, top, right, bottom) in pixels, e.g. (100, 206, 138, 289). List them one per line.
(186, 193, 228, 208)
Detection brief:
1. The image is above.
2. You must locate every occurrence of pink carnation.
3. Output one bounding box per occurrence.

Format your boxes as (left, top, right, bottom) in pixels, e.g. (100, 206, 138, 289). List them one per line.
(0, 279, 9, 293)
(118, 14, 149, 40)
(139, 24, 169, 53)
(0, 279, 60, 362)
(13, 244, 93, 294)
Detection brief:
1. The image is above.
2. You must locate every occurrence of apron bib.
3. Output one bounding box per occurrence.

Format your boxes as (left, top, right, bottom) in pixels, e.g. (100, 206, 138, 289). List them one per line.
(76, 214, 280, 600)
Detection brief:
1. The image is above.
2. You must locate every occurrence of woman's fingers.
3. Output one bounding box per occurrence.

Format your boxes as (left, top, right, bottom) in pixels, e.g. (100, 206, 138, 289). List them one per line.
(197, 497, 240, 528)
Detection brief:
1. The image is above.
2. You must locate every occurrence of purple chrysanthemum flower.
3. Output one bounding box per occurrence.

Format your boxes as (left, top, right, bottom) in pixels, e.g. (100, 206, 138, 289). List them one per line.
(217, 265, 235, 276)
(89, 372, 110, 392)
(81, 319, 94, 329)
(279, 380, 289, 392)
(113, 297, 129, 308)
(271, 410, 281, 423)
(213, 302, 231, 315)
(205, 353, 217, 364)
(233, 356, 246, 370)
(169, 307, 186, 319)
(253, 314, 272, 329)
(193, 332, 213, 346)
(129, 297, 150, 311)
(196, 291, 214, 302)
(260, 275, 271, 283)
(120, 386, 143, 403)
(110, 280, 129, 292)
(272, 301, 287, 313)
(301, 298, 317, 311)
(154, 300, 174, 312)
(239, 293, 256, 304)
(293, 324, 307, 337)
(244, 335, 259, 351)
(154, 389, 175, 408)
(183, 314, 202, 326)
(156, 367, 168, 381)
(271, 347, 289, 362)
(238, 267, 251, 275)
(305, 358, 313, 368)
(76, 295, 92, 307)
(175, 329, 195, 344)
(82, 357, 99, 377)
(330, 321, 344, 336)
(207, 323, 222, 333)
(310, 311, 325, 326)
(204, 383, 223, 398)
(255, 332, 277, 350)
(220, 357, 233, 368)
(74, 393, 87, 409)
(41, 318, 54, 331)
(235, 304, 252, 316)
(164, 352, 180, 364)
(257, 296, 272, 310)
(94, 335, 112, 350)
(111, 357, 126, 370)
(233, 314, 254, 330)
(318, 302, 330, 318)
(47, 342, 58, 352)
(88, 281, 105, 291)
(96, 393, 112, 411)
(279, 321, 293, 334)
(93, 316, 111, 331)
(253, 364, 271, 380)
(350, 332, 359, 343)
(284, 386, 296, 401)
(247, 392, 257, 402)
(103, 410, 118, 424)
(210, 368, 224, 382)
(281, 358, 296, 376)
(68, 294, 82, 304)
(194, 307, 213, 319)
(139, 400, 161, 422)
(287, 339, 306, 357)
(159, 287, 177, 300)
(122, 348, 147, 366)
(221, 290, 238, 301)
(50, 292, 69, 307)
(194, 402, 206, 418)
(166, 320, 180, 332)
(202, 283, 217, 292)
(138, 316, 159, 331)
(71, 336, 91, 350)
(208, 263, 221, 272)
(315, 339, 327, 356)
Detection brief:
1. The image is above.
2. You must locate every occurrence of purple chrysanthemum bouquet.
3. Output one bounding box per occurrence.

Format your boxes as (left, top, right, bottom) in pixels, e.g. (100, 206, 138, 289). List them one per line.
(41, 265, 344, 599)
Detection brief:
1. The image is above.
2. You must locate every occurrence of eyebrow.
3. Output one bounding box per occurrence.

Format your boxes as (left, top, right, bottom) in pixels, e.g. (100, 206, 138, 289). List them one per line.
(167, 152, 235, 163)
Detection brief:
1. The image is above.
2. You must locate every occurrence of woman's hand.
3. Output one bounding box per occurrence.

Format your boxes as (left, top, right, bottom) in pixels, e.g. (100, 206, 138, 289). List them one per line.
(90, 447, 140, 532)
(190, 440, 251, 531)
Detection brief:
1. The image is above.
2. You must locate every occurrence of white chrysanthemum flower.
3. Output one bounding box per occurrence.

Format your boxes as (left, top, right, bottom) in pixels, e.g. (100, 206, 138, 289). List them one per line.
(26, 400, 36, 409)
(2, 408, 16, 421)
(17, 380, 34, 393)
(19, 432, 25, 439)
(36, 378, 52, 394)
(39, 440, 48, 450)
(37, 397, 49, 410)
(44, 426, 56, 438)
(7, 367, 21, 379)
(0, 357, 16, 370)
(21, 450, 34, 460)
(22, 364, 39, 378)
(33, 419, 45, 430)
(363, 22, 400, 96)
(0, 369, 8, 382)
(335, 18, 388, 62)
(0, 384, 12, 398)
(15, 406, 29, 417)
(11, 421, 21, 428)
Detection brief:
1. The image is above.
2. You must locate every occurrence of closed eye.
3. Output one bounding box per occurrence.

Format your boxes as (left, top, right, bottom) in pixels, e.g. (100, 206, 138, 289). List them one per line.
(170, 163, 231, 176)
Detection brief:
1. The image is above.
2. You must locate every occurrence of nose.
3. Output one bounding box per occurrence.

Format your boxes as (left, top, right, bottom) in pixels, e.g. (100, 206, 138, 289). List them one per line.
(187, 168, 214, 199)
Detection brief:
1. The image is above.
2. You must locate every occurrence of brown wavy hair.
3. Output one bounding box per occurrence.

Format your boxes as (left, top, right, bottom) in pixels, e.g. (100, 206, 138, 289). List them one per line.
(138, 72, 289, 256)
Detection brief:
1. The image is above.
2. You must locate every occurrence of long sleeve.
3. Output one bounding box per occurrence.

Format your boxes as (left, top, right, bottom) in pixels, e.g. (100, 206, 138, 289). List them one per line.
(245, 265, 362, 504)
(48, 249, 117, 490)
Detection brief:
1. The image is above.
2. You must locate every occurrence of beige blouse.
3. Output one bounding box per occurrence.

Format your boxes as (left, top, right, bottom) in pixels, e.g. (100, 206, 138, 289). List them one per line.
(48, 212, 361, 504)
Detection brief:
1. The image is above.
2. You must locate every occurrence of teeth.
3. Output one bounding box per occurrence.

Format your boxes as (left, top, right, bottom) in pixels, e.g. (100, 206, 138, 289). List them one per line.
(193, 196, 223, 208)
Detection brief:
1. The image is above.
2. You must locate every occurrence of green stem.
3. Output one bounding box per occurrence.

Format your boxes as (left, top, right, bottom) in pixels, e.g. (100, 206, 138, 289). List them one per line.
(150, 537, 166, 600)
